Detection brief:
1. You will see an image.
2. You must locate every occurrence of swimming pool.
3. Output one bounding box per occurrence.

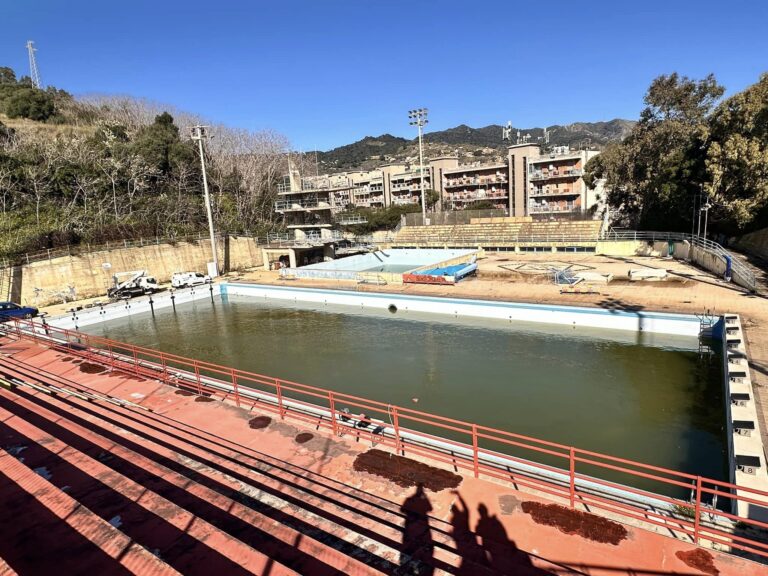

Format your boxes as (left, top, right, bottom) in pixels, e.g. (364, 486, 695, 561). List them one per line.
(281, 248, 478, 281)
(80, 291, 726, 498)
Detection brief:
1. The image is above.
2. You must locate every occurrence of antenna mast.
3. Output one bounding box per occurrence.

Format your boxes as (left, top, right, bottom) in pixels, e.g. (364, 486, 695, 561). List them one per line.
(502, 121, 512, 143)
(26, 41, 42, 88)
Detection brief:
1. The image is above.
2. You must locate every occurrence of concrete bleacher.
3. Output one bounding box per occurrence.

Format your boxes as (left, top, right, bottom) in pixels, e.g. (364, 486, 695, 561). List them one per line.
(393, 219, 603, 249)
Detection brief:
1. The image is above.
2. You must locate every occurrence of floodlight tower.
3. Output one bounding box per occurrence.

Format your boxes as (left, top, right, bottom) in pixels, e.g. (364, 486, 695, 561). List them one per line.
(26, 41, 41, 89)
(190, 125, 219, 276)
(408, 108, 429, 222)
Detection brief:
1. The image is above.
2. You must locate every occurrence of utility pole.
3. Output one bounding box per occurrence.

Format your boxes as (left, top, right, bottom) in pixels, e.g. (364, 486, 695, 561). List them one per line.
(701, 200, 712, 240)
(190, 125, 219, 277)
(697, 195, 703, 237)
(409, 108, 429, 223)
(26, 41, 41, 89)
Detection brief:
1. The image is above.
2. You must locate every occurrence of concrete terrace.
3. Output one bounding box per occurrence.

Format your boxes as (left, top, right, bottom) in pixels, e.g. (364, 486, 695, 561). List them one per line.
(0, 337, 764, 575)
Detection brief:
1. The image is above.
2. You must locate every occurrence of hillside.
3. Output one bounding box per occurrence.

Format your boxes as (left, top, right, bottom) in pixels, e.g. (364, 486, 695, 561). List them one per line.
(315, 119, 635, 171)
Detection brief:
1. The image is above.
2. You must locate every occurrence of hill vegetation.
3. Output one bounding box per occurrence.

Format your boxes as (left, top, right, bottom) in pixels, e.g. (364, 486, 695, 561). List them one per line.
(0, 66, 288, 259)
(314, 119, 635, 172)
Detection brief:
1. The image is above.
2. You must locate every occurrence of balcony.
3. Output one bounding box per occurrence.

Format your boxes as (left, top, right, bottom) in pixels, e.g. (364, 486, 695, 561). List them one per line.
(443, 176, 508, 188)
(446, 192, 509, 202)
(529, 188, 580, 198)
(354, 195, 385, 207)
(335, 213, 368, 225)
(275, 199, 332, 212)
(528, 203, 580, 214)
(529, 169, 583, 181)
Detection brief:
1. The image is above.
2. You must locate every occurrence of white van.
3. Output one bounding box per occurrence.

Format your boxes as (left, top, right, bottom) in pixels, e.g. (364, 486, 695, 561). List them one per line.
(171, 272, 212, 288)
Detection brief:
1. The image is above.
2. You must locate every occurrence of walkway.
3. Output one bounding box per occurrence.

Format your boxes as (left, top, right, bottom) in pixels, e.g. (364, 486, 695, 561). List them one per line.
(0, 338, 763, 575)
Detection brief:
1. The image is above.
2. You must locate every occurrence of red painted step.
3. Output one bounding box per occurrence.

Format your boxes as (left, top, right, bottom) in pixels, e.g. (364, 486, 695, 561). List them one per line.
(0, 355, 516, 575)
(0, 444, 179, 575)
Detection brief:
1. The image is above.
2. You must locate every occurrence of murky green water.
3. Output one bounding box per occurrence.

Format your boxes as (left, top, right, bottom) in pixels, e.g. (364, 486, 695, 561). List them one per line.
(83, 295, 727, 495)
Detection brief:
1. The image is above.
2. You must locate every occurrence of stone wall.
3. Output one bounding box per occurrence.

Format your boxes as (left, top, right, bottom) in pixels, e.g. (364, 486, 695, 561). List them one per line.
(10, 236, 264, 306)
(733, 227, 768, 261)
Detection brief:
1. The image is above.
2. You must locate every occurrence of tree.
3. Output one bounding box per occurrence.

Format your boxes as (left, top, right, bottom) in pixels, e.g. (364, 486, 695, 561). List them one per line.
(704, 73, 768, 231)
(425, 188, 440, 210)
(585, 73, 725, 230)
(5, 87, 56, 121)
(0, 67, 16, 84)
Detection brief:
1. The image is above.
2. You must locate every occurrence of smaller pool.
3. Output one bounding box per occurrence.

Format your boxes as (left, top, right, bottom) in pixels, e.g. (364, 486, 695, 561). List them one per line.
(362, 264, 419, 273)
(281, 248, 478, 281)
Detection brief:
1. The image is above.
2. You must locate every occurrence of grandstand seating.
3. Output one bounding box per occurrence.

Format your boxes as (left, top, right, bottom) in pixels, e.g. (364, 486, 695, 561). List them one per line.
(0, 340, 514, 575)
(393, 219, 602, 248)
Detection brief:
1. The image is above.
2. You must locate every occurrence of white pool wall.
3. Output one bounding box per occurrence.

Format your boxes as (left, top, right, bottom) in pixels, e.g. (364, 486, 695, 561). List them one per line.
(222, 283, 706, 337)
(297, 248, 478, 272)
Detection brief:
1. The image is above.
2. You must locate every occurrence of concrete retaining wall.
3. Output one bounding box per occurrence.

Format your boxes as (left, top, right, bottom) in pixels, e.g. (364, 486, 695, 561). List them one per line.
(733, 227, 768, 261)
(10, 236, 263, 307)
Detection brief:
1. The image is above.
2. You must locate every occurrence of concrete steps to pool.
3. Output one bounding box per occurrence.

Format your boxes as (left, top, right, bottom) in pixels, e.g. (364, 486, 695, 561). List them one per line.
(0, 354, 524, 576)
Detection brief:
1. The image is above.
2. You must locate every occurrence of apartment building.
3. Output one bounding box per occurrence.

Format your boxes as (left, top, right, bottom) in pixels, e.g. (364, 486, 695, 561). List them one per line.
(276, 144, 603, 239)
(442, 162, 509, 211)
(526, 147, 601, 216)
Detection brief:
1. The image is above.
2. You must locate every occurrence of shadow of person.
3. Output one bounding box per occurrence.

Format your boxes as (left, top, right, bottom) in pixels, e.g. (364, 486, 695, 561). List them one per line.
(476, 503, 550, 575)
(399, 483, 434, 575)
(449, 491, 487, 575)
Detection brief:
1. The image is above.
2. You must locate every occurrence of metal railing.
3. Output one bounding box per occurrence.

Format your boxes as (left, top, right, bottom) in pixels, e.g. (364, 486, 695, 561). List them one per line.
(604, 230, 757, 292)
(335, 214, 367, 225)
(529, 169, 583, 181)
(2, 232, 266, 267)
(4, 316, 768, 560)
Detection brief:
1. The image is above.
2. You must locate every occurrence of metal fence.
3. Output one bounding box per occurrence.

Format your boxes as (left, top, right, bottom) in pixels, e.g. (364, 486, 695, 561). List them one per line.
(3, 232, 268, 267)
(5, 316, 768, 561)
(604, 230, 757, 292)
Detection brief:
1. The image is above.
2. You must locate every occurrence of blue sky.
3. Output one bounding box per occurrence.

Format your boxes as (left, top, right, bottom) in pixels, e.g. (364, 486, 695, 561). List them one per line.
(3, 0, 767, 150)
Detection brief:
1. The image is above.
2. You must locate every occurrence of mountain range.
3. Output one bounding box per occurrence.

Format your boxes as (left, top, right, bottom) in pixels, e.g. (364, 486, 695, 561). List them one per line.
(313, 119, 635, 172)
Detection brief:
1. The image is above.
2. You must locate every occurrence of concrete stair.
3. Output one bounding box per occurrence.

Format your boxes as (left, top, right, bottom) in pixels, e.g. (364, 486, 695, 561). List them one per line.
(0, 356, 515, 576)
(0, 430, 180, 575)
(394, 220, 602, 247)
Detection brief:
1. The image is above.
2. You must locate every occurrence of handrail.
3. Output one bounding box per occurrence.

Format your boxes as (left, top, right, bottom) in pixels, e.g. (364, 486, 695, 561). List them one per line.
(604, 230, 756, 291)
(3, 317, 768, 560)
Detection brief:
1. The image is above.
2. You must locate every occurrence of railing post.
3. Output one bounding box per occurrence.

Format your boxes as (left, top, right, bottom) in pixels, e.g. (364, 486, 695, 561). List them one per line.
(275, 378, 284, 419)
(694, 476, 702, 545)
(392, 406, 402, 454)
(133, 348, 139, 376)
(160, 353, 168, 383)
(231, 368, 240, 407)
(472, 424, 479, 478)
(328, 391, 337, 435)
(569, 447, 576, 508)
(194, 360, 202, 394)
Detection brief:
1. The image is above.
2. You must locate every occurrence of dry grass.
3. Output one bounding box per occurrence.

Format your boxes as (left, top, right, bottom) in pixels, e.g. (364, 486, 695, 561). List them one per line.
(0, 114, 95, 137)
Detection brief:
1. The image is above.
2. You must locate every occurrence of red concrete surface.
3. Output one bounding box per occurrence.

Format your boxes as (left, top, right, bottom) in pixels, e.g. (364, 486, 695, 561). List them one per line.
(0, 337, 765, 576)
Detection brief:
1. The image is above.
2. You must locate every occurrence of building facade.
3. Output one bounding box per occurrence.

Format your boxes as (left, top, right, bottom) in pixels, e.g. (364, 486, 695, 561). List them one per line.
(276, 145, 603, 239)
(526, 146, 601, 216)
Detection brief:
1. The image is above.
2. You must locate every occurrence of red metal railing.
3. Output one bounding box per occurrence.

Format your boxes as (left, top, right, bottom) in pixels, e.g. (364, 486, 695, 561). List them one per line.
(3, 317, 768, 560)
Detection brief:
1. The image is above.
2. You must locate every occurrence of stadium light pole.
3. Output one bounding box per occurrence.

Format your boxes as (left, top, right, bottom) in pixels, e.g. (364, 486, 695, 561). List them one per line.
(191, 125, 219, 276)
(409, 108, 429, 223)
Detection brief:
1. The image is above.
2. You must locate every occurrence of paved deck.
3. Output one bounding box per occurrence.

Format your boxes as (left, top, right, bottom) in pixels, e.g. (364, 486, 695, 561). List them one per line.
(0, 338, 764, 575)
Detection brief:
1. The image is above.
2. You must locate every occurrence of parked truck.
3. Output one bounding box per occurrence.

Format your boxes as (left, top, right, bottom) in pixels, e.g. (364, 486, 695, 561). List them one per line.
(108, 270, 159, 300)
